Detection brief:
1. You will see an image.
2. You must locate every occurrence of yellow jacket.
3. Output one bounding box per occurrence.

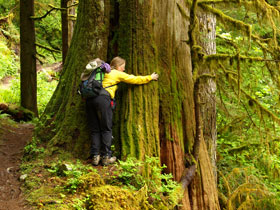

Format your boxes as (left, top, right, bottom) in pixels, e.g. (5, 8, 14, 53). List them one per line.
(102, 69, 152, 99)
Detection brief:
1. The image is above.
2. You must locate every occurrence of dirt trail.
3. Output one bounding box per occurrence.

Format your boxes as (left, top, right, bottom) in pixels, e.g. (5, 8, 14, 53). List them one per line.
(0, 121, 33, 210)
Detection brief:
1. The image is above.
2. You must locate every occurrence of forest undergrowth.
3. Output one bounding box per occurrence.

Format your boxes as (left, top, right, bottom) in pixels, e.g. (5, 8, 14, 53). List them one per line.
(211, 1, 280, 209)
(20, 143, 182, 209)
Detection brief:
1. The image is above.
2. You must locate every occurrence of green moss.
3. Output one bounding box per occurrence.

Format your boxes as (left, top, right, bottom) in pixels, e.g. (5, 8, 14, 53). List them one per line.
(21, 152, 182, 210)
(205, 53, 272, 62)
(114, 0, 161, 160)
(86, 185, 150, 210)
(219, 62, 280, 124)
(177, 2, 190, 20)
(79, 172, 105, 190)
(26, 185, 64, 207)
(199, 3, 252, 38)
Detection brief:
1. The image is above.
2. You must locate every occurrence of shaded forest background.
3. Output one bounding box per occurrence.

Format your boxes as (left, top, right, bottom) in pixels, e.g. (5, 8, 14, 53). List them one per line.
(1, 0, 280, 209)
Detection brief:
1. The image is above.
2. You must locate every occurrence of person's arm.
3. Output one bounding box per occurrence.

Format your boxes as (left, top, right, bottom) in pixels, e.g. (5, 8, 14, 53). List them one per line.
(118, 71, 158, 84)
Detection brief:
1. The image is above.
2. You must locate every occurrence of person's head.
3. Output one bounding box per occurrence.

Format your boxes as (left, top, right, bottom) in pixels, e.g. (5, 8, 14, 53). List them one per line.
(110, 56, 126, 72)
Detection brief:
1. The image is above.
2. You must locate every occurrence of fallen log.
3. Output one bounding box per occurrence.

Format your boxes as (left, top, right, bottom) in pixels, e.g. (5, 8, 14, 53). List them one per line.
(0, 103, 34, 122)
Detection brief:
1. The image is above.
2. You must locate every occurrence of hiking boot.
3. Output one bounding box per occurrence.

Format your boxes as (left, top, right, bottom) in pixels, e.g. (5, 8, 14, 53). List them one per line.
(86, 154, 94, 164)
(92, 155, 100, 166)
(101, 156, 116, 166)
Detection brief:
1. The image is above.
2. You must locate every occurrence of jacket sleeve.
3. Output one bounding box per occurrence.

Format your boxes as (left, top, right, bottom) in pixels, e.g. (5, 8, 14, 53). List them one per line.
(118, 71, 152, 84)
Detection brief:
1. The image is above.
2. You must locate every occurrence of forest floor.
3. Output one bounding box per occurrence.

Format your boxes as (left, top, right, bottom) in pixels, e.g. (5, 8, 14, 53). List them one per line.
(0, 118, 33, 210)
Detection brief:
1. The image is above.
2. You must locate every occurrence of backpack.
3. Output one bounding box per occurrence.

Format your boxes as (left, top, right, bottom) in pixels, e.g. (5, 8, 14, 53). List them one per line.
(78, 65, 115, 99)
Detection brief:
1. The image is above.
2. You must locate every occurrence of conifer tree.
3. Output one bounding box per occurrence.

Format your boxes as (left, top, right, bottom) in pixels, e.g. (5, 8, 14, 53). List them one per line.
(20, 0, 38, 116)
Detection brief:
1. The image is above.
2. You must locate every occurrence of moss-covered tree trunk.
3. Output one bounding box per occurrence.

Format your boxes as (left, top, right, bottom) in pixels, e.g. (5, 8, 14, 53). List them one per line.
(112, 0, 160, 160)
(39, 0, 220, 209)
(39, 0, 110, 155)
(114, 1, 219, 208)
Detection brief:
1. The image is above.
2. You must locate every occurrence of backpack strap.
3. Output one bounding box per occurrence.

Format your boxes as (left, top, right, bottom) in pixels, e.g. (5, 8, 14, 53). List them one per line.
(96, 68, 103, 83)
(87, 68, 97, 83)
(94, 67, 117, 89)
(104, 84, 117, 89)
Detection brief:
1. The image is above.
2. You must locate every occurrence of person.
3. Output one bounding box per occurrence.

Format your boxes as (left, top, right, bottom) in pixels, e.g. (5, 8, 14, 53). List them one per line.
(86, 56, 159, 166)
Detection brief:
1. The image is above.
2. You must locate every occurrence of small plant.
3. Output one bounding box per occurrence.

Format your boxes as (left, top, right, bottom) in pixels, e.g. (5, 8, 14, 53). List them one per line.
(113, 157, 144, 190)
(72, 197, 88, 210)
(46, 160, 97, 194)
(65, 177, 83, 194)
(23, 137, 45, 161)
(111, 156, 182, 208)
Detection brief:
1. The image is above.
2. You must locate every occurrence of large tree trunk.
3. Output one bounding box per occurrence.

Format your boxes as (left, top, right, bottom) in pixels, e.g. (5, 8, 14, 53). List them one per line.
(39, 0, 219, 209)
(151, 1, 219, 209)
(39, 0, 110, 154)
(112, 0, 160, 160)
(20, 0, 38, 116)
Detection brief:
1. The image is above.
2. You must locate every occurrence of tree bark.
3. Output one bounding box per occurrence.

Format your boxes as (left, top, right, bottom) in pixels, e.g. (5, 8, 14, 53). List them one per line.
(61, 0, 76, 64)
(61, 0, 69, 64)
(112, 0, 160, 160)
(20, 0, 38, 116)
(68, 0, 76, 46)
(197, 8, 217, 180)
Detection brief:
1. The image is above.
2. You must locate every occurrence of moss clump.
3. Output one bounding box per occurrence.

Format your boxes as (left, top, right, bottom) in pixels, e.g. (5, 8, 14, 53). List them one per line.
(79, 172, 105, 191)
(86, 185, 151, 210)
(26, 185, 65, 208)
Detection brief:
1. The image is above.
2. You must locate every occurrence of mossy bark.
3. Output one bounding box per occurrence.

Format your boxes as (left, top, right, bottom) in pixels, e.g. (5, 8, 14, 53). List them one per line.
(112, 0, 160, 160)
(113, 0, 220, 209)
(39, 0, 219, 209)
(38, 0, 110, 156)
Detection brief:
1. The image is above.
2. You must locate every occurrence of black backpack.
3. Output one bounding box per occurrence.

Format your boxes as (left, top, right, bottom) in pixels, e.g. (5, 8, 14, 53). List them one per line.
(78, 67, 115, 99)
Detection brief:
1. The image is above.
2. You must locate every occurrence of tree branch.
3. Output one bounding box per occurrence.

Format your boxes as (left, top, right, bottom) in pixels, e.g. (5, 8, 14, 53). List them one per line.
(35, 55, 44, 65)
(31, 3, 78, 21)
(219, 62, 280, 124)
(31, 7, 57, 20)
(35, 43, 61, 53)
(198, 0, 239, 4)
(205, 53, 280, 62)
(181, 165, 196, 189)
(199, 3, 251, 36)
(67, 3, 79, 9)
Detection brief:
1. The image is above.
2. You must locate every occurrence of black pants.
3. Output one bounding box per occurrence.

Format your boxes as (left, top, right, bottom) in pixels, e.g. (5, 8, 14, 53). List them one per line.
(86, 95, 113, 157)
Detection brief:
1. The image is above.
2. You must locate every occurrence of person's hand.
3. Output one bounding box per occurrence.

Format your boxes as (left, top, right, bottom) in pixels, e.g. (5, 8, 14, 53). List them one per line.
(151, 72, 159, 80)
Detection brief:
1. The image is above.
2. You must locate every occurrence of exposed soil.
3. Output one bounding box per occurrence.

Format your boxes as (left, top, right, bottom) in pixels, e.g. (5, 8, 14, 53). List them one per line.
(0, 120, 33, 210)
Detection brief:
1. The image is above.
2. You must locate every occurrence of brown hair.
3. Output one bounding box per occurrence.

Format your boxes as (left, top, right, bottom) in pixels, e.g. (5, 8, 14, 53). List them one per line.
(110, 56, 126, 69)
